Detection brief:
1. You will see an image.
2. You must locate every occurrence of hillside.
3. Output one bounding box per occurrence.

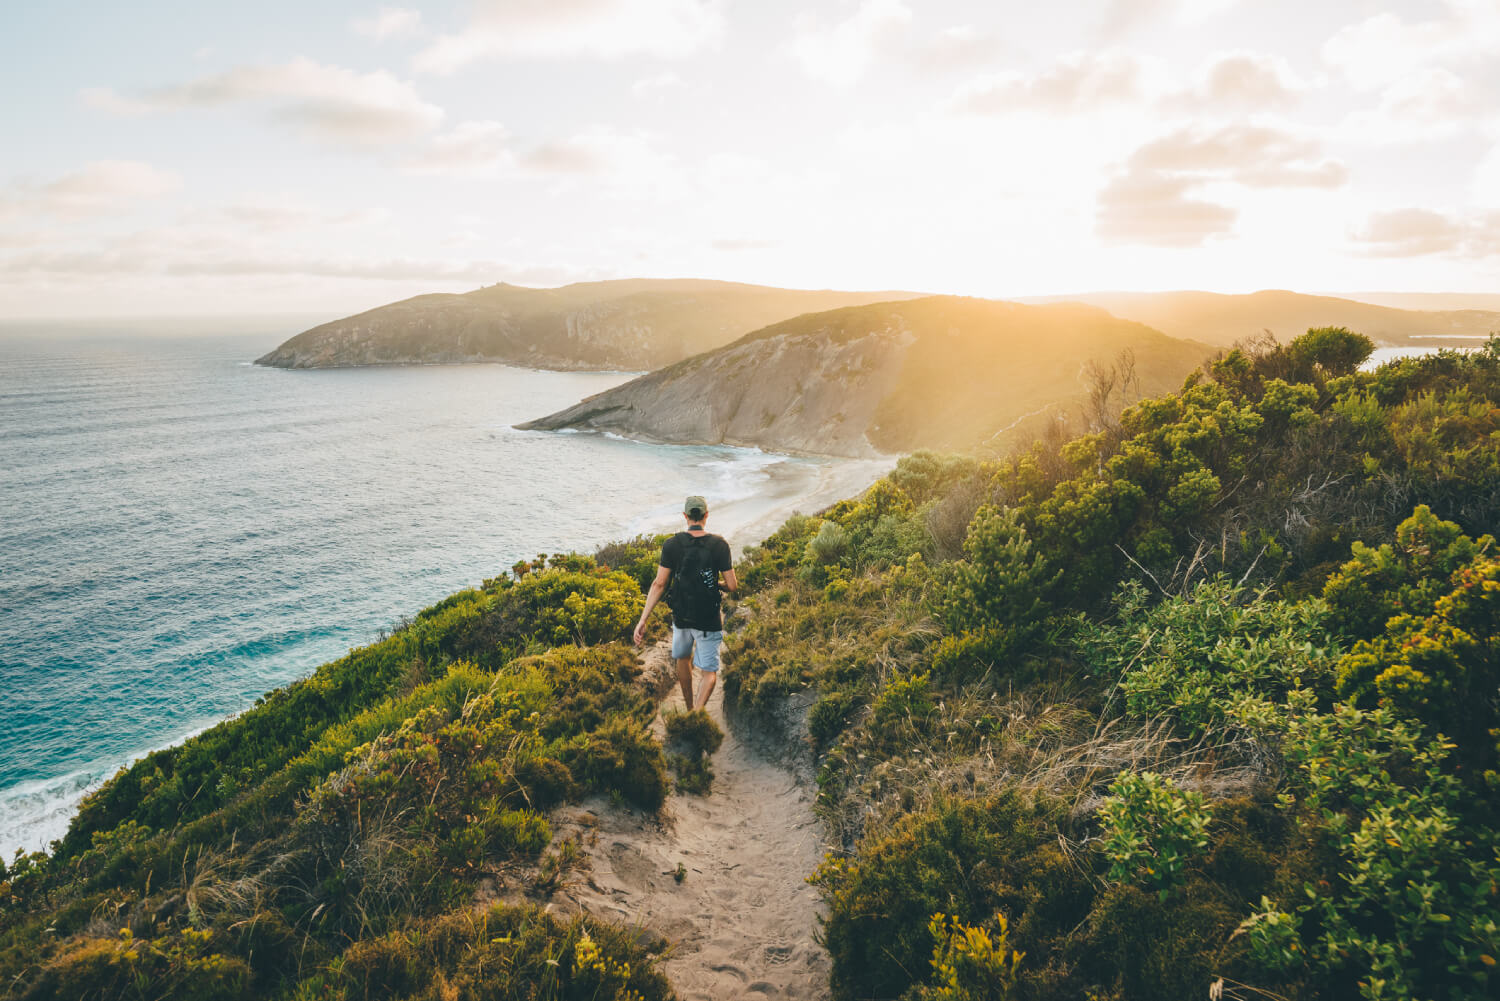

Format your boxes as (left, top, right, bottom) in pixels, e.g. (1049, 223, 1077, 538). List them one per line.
(4, 333, 1498, 1001)
(1027, 288, 1500, 347)
(253, 279, 924, 371)
(518, 296, 1214, 457)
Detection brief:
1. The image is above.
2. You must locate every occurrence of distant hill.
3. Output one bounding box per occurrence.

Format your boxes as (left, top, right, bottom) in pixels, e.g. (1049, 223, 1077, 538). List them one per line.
(1023, 290, 1500, 348)
(253, 279, 926, 371)
(517, 296, 1214, 458)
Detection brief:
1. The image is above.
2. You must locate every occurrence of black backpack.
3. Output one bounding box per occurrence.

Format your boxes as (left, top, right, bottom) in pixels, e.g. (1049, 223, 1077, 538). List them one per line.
(668, 533, 721, 628)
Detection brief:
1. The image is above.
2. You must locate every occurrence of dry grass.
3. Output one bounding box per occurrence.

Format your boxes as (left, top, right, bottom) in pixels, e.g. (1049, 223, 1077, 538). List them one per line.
(821, 681, 1276, 855)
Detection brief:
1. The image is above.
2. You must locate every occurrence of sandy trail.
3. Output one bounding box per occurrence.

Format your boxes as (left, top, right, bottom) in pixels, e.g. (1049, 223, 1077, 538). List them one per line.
(549, 642, 832, 1000)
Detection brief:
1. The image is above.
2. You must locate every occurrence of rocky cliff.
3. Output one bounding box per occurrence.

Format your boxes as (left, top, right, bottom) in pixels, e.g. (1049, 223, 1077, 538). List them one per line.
(517, 296, 1215, 458)
(254, 279, 923, 371)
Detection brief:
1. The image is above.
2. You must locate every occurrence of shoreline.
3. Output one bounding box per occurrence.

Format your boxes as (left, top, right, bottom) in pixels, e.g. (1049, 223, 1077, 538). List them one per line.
(0, 452, 892, 860)
(721, 456, 894, 553)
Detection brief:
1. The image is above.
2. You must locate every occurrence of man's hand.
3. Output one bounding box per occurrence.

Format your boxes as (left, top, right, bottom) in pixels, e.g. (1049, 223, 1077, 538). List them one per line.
(633, 619, 648, 646)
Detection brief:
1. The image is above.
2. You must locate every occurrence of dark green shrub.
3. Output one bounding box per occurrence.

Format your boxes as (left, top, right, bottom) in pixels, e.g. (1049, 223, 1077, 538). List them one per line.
(1098, 771, 1214, 897)
(593, 534, 670, 593)
(562, 716, 668, 810)
(24, 928, 253, 1001)
(663, 709, 724, 757)
(334, 904, 673, 1001)
(664, 709, 724, 795)
(809, 689, 860, 746)
(940, 506, 1057, 649)
(811, 793, 1051, 1001)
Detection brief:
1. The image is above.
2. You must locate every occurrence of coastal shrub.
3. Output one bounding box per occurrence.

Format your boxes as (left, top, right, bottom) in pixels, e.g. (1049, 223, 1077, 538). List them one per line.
(738, 512, 819, 592)
(723, 572, 934, 719)
(1322, 504, 1494, 640)
(663, 708, 724, 757)
(561, 715, 668, 810)
(871, 671, 935, 729)
(889, 450, 988, 507)
(1073, 577, 1339, 732)
(940, 505, 1058, 650)
(25, 927, 252, 1001)
(663, 709, 725, 795)
(333, 903, 673, 1001)
(1241, 700, 1500, 1000)
(469, 568, 642, 660)
(1288, 325, 1375, 377)
(1098, 771, 1214, 896)
(805, 520, 850, 566)
(1335, 555, 1500, 770)
(593, 533, 670, 593)
(808, 688, 860, 746)
(907, 911, 1023, 1001)
(811, 793, 1053, 1001)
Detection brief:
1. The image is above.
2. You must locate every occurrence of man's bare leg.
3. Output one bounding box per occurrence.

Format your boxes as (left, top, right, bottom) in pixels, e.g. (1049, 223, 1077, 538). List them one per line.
(675, 656, 694, 707)
(693, 670, 716, 711)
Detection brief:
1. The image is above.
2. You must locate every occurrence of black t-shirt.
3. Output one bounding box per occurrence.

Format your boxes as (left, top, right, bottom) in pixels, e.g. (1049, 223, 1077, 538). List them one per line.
(659, 531, 733, 630)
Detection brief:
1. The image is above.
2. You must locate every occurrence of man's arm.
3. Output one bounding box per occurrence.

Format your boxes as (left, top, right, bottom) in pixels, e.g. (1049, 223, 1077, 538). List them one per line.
(634, 565, 673, 646)
(721, 568, 739, 594)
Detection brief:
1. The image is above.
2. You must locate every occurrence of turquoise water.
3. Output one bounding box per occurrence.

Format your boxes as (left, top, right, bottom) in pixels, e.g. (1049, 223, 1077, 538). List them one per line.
(0, 327, 817, 856)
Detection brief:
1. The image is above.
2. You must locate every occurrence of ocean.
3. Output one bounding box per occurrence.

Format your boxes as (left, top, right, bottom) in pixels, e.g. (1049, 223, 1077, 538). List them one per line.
(0, 325, 839, 858)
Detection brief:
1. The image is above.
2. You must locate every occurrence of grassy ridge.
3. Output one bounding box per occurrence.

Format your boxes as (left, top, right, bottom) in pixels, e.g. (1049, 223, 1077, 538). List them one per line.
(1, 544, 678, 1001)
(724, 331, 1500, 1001)
(5, 330, 1500, 1000)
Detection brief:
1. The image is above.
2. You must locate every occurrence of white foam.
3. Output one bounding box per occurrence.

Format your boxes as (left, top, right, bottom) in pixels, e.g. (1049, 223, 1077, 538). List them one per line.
(0, 768, 101, 860)
(0, 718, 220, 860)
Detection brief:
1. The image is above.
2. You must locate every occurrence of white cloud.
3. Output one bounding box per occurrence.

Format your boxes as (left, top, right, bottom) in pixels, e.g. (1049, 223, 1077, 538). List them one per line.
(519, 140, 609, 174)
(631, 72, 684, 98)
(1096, 171, 1238, 246)
(1130, 124, 1347, 188)
(208, 199, 390, 231)
(1337, 68, 1482, 145)
(1474, 141, 1500, 207)
(1, 160, 182, 219)
(87, 58, 443, 146)
(415, 0, 725, 73)
(711, 237, 780, 251)
(402, 121, 513, 175)
(1096, 124, 1347, 247)
(913, 25, 1002, 74)
(787, 0, 912, 88)
(1350, 207, 1500, 258)
(1172, 51, 1306, 110)
(515, 129, 683, 199)
(353, 7, 423, 40)
(949, 51, 1143, 115)
(1322, 1, 1500, 91)
(1100, 0, 1240, 37)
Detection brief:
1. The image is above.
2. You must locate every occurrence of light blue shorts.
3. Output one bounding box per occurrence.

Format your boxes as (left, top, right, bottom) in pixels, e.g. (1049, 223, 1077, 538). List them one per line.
(670, 626, 724, 671)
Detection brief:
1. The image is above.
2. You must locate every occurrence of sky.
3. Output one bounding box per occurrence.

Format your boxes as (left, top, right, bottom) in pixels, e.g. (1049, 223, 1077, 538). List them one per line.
(1, 0, 1498, 317)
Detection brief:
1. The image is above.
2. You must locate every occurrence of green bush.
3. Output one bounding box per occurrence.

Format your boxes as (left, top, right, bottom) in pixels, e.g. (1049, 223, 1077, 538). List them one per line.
(25, 927, 252, 1001)
(906, 911, 1023, 1001)
(1098, 771, 1214, 897)
(1323, 504, 1493, 641)
(805, 520, 850, 566)
(334, 903, 673, 1001)
(940, 505, 1057, 649)
(811, 793, 1053, 1001)
(1073, 577, 1339, 733)
(663, 708, 724, 757)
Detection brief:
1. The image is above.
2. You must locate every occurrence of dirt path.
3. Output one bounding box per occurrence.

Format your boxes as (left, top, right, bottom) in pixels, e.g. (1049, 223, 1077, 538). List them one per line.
(549, 642, 832, 1000)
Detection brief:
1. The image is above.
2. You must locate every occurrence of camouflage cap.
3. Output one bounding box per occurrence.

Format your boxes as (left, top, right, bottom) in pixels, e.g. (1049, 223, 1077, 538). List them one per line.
(683, 495, 708, 518)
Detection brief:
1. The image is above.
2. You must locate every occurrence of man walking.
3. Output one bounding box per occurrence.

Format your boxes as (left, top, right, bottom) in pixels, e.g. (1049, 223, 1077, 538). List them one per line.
(633, 495, 737, 711)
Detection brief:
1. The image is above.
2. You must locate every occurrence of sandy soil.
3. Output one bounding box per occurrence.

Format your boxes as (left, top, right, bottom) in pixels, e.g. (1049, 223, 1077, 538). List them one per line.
(721, 456, 894, 554)
(547, 642, 833, 1000)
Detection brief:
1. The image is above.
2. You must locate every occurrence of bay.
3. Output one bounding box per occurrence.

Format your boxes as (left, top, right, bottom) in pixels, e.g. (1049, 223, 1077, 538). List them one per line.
(0, 325, 838, 857)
